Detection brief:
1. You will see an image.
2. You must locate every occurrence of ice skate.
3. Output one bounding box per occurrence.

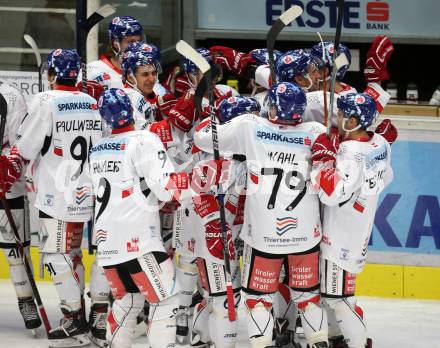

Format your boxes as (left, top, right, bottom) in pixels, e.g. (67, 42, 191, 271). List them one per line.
(18, 297, 42, 330)
(48, 305, 91, 347)
(176, 306, 190, 344)
(89, 303, 108, 347)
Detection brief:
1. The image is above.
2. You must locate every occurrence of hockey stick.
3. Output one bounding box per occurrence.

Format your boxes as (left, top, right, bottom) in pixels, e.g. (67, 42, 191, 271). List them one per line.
(23, 34, 43, 93)
(267, 5, 303, 85)
(316, 32, 330, 129)
(0, 93, 52, 335)
(23, 34, 41, 266)
(176, 40, 237, 322)
(76, 4, 115, 254)
(78, 4, 115, 94)
(327, 0, 345, 136)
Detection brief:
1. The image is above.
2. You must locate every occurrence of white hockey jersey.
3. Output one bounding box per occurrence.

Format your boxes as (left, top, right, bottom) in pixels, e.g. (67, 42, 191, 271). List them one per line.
(89, 130, 176, 266)
(0, 83, 28, 199)
(194, 114, 325, 254)
(85, 54, 169, 96)
(123, 87, 155, 130)
(87, 55, 124, 90)
(311, 133, 393, 273)
(14, 86, 102, 222)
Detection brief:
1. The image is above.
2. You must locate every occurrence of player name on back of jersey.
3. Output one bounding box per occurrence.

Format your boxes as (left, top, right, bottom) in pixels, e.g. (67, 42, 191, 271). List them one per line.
(55, 119, 102, 132)
(92, 160, 121, 174)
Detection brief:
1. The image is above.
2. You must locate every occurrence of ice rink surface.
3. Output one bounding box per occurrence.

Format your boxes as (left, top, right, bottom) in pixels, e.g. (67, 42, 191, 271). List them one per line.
(1, 280, 440, 348)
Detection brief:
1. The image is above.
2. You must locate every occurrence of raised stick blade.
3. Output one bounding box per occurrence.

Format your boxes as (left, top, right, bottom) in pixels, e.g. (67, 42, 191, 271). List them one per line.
(84, 5, 116, 31)
(267, 5, 303, 41)
(95, 4, 115, 18)
(334, 52, 349, 70)
(279, 5, 303, 25)
(23, 34, 42, 68)
(176, 40, 210, 74)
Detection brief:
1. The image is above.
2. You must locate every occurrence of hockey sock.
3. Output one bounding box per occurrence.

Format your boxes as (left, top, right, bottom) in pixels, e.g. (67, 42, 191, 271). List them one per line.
(209, 295, 239, 348)
(3, 246, 33, 298)
(175, 254, 198, 307)
(43, 252, 83, 311)
(107, 292, 144, 348)
(244, 292, 275, 348)
(296, 293, 328, 346)
(90, 258, 111, 304)
(191, 297, 211, 344)
(148, 294, 179, 348)
(326, 297, 367, 348)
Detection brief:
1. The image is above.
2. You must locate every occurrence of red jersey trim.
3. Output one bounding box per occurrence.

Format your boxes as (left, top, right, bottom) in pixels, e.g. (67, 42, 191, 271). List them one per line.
(111, 124, 135, 134)
(54, 85, 77, 92)
(100, 54, 122, 75)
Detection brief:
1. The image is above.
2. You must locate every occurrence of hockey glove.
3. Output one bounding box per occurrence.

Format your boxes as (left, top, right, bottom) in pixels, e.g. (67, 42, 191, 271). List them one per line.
(76, 80, 105, 101)
(375, 119, 398, 145)
(169, 90, 197, 132)
(157, 92, 177, 118)
(0, 152, 24, 198)
(210, 46, 256, 76)
(311, 132, 341, 165)
(205, 219, 235, 260)
(191, 158, 231, 195)
(174, 75, 191, 97)
(364, 36, 394, 83)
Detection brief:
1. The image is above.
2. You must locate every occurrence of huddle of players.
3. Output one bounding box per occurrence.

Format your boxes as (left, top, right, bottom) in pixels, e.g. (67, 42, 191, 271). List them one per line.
(0, 14, 398, 348)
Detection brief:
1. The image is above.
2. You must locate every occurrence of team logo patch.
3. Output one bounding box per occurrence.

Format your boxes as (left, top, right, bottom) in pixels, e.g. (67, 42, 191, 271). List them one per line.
(275, 217, 298, 236)
(142, 44, 152, 52)
(44, 194, 54, 207)
(53, 48, 62, 56)
(355, 95, 366, 104)
(277, 83, 287, 94)
(127, 237, 140, 253)
(340, 248, 350, 261)
(116, 89, 125, 97)
(96, 229, 107, 246)
(328, 44, 335, 54)
(112, 17, 121, 24)
(74, 185, 91, 204)
(283, 55, 293, 64)
(227, 97, 237, 103)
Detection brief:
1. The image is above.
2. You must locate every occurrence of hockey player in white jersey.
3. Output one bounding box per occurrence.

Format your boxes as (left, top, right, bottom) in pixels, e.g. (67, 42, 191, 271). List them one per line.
(195, 82, 330, 348)
(310, 37, 394, 114)
(87, 16, 143, 90)
(0, 83, 42, 331)
(311, 93, 395, 348)
(90, 88, 227, 348)
(78, 19, 149, 347)
(188, 96, 260, 348)
(0, 49, 103, 347)
(166, 48, 241, 344)
(120, 41, 173, 128)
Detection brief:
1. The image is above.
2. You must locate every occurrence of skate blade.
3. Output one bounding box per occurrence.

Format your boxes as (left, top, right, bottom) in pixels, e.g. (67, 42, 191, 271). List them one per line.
(89, 334, 106, 347)
(49, 333, 91, 347)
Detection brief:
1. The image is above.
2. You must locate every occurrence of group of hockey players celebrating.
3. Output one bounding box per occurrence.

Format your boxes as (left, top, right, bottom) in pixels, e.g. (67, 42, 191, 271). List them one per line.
(0, 14, 399, 348)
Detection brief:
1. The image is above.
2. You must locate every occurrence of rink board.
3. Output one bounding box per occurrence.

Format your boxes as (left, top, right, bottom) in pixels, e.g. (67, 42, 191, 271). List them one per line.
(0, 247, 440, 300)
